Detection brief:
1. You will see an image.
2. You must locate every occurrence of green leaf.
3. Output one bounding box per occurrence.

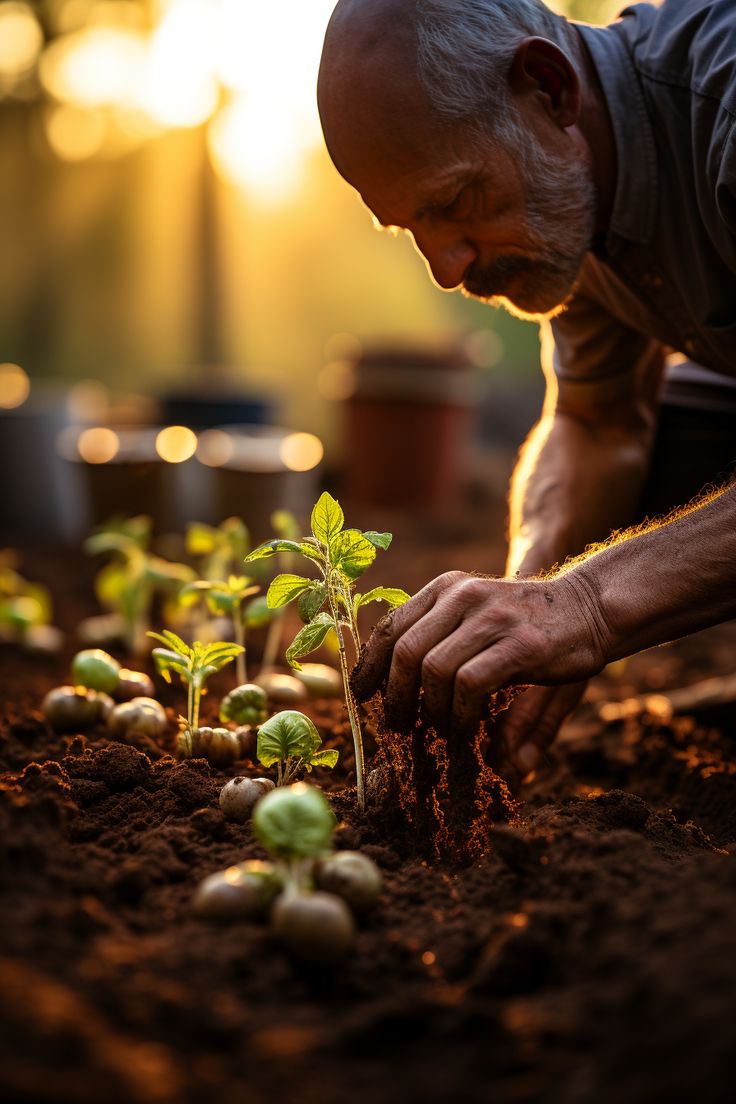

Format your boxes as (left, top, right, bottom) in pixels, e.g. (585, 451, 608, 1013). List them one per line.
(297, 582, 327, 623)
(151, 647, 190, 679)
(256, 709, 322, 768)
(355, 586, 411, 612)
(363, 531, 393, 551)
(186, 522, 217, 557)
(252, 783, 336, 858)
(285, 612, 333, 671)
(330, 529, 376, 580)
(245, 539, 303, 563)
(266, 573, 314, 610)
(311, 492, 344, 545)
(308, 749, 339, 770)
(244, 595, 273, 628)
(147, 629, 192, 657)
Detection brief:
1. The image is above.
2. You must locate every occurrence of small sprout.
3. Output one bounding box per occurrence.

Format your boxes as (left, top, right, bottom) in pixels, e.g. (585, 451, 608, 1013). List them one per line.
(178, 575, 260, 685)
(257, 710, 339, 786)
(295, 663, 342, 699)
(314, 851, 382, 915)
(71, 648, 121, 694)
(271, 889, 355, 964)
(253, 782, 337, 859)
(245, 491, 410, 810)
(193, 860, 283, 921)
(177, 725, 245, 767)
(114, 669, 155, 702)
(254, 671, 308, 706)
(219, 775, 275, 822)
(219, 683, 269, 727)
(148, 629, 243, 731)
(108, 697, 168, 742)
(42, 685, 114, 731)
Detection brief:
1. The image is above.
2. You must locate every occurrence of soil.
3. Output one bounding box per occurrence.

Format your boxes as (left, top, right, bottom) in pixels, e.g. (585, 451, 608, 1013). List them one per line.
(2, 538, 736, 1104)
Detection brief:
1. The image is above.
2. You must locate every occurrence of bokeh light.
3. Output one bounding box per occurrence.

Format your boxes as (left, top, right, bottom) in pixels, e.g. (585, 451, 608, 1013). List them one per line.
(156, 425, 198, 463)
(77, 426, 120, 463)
(39, 26, 147, 108)
(0, 363, 30, 409)
(196, 428, 235, 468)
(280, 432, 324, 472)
(45, 103, 107, 160)
(0, 3, 44, 82)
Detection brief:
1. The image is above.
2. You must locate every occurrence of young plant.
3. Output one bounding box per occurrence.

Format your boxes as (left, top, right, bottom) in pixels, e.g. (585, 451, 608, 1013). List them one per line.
(186, 517, 250, 581)
(147, 629, 243, 733)
(245, 492, 410, 811)
(257, 710, 338, 786)
(258, 509, 301, 676)
(86, 517, 195, 655)
(178, 575, 260, 685)
(0, 554, 60, 653)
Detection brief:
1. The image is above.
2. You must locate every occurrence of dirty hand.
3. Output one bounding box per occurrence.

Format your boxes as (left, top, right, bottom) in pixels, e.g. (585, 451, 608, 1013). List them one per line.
(352, 570, 609, 738)
(491, 681, 588, 776)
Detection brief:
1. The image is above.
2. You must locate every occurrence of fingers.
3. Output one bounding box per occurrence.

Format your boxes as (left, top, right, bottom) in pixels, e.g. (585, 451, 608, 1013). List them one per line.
(352, 572, 463, 703)
(496, 682, 588, 775)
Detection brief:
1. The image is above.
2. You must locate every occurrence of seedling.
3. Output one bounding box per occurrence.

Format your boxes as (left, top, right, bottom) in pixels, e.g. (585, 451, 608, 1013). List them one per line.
(258, 509, 301, 676)
(186, 517, 250, 581)
(85, 516, 195, 655)
(253, 784, 353, 963)
(178, 575, 260, 685)
(147, 629, 243, 733)
(245, 492, 409, 811)
(0, 554, 61, 653)
(256, 710, 338, 786)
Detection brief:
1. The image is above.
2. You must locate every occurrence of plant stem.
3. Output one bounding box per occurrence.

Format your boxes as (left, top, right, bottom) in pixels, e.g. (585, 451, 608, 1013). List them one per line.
(277, 760, 283, 787)
(234, 603, 246, 685)
(192, 679, 202, 730)
(327, 571, 365, 812)
(187, 678, 194, 730)
(259, 609, 283, 675)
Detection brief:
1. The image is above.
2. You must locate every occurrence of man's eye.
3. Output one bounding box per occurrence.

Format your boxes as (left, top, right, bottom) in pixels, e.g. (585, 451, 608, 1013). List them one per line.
(441, 189, 473, 219)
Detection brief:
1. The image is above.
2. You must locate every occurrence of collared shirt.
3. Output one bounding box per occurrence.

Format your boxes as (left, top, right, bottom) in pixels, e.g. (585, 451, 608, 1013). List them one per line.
(546, 0, 736, 401)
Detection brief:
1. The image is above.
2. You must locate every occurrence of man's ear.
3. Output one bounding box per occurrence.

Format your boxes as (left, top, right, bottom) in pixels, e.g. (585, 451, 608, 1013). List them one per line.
(508, 37, 580, 128)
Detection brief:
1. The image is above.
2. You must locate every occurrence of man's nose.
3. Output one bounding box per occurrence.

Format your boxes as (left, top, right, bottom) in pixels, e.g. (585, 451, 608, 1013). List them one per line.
(411, 229, 477, 290)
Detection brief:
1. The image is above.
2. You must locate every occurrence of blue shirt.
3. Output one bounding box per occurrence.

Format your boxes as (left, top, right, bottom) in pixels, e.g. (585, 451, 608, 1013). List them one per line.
(547, 0, 736, 401)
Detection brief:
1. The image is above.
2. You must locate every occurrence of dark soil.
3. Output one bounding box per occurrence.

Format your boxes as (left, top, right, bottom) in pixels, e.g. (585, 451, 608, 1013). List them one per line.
(2, 544, 736, 1104)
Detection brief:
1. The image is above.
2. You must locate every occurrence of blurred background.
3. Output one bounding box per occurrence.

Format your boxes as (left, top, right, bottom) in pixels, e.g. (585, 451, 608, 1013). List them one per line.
(0, 0, 620, 544)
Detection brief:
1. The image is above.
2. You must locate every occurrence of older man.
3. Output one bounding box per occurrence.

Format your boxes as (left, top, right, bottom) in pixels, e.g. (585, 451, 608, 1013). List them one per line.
(317, 0, 736, 774)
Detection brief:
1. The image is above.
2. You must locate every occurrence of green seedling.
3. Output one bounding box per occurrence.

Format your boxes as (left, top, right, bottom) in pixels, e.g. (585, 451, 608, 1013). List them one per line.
(85, 516, 195, 656)
(178, 575, 260, 685)
(219, 683, 269, 727)
(245, 491, 410, 811)
(257, 710, 338, 786)
(0, 554, 60, 652)
(186, 517, 250, 581)
(258, 509, 301, 676)
(253, 783, 353, 963)
(147, 628, 243, 734)
(71, 648, 121, 694)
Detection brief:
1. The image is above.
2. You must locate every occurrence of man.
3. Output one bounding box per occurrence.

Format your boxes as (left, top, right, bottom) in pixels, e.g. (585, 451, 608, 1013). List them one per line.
(317, 0, 736, 774)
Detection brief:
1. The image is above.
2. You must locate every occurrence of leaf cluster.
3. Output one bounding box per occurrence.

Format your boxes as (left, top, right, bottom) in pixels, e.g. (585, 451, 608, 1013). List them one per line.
(244, 492, 409, 670)
(257, 710, 338, 785)
(178, 574, 260, 620)
(147, 629, 244, 689)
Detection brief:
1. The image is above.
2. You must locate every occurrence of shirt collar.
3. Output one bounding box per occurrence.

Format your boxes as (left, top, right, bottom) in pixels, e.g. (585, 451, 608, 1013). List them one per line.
(577, 20, 658, 251)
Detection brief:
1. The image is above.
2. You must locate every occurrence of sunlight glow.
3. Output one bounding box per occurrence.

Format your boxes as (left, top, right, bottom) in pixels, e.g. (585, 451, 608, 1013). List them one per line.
(140, 0, 219, 128)
(279, 432, 324, 473)
(208, 95, 304, 203)
(156, 425, 198, 463)
(40, 27, 147, 108)
(0, 3, 44, 81)
(45, 104, 107, 160)
(77, 427, 120, 464)
(0, 363, 30, 409)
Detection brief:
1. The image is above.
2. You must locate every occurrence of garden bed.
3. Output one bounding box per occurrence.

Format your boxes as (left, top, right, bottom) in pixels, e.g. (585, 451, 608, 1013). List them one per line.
(1, 541, 736, 1104)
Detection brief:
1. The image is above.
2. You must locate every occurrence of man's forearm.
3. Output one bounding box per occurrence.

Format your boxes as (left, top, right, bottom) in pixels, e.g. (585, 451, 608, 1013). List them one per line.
(568, 481, 736, 660)
(506, 410, 653, 578)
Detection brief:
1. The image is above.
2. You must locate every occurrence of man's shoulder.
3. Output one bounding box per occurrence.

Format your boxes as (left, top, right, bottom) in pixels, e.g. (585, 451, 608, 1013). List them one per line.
(617, 0, 736, 113)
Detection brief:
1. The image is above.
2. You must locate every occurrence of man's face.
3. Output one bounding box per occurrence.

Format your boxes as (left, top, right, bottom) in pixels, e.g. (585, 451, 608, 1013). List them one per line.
(322, 89, 596, 320)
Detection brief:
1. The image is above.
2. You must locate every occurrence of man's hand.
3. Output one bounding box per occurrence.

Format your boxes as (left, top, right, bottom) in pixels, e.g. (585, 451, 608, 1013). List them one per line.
(493, 681, 588, 775)
(352, 569, 610, 738)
